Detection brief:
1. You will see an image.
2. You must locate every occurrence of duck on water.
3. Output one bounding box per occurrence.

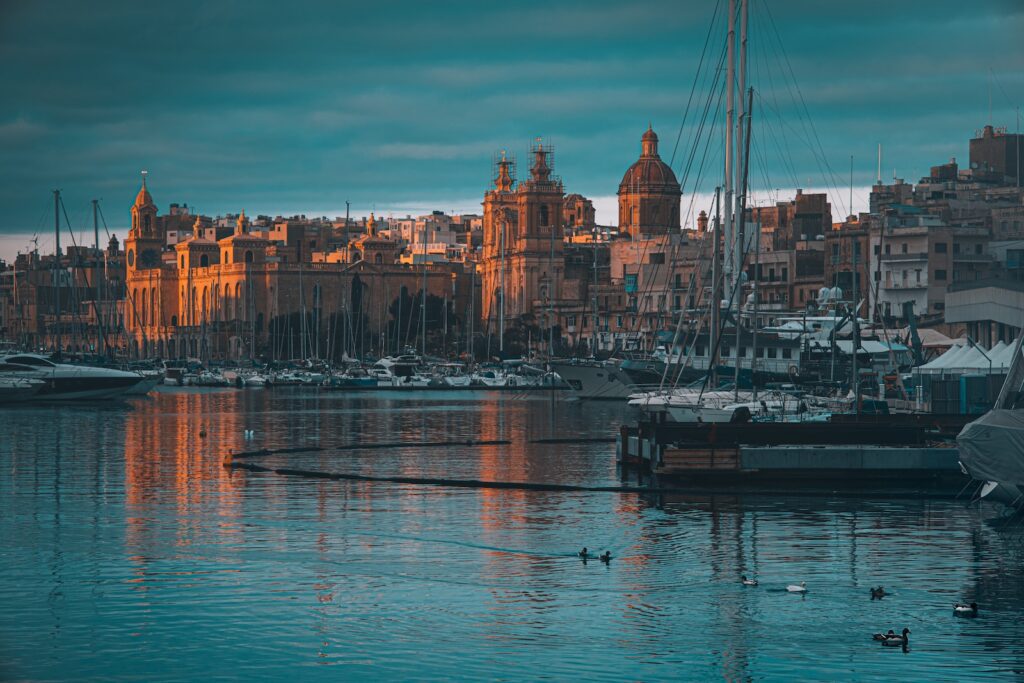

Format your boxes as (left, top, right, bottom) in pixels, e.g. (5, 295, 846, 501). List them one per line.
(879, 628, 910, 648)
(954, 602, 978, 617)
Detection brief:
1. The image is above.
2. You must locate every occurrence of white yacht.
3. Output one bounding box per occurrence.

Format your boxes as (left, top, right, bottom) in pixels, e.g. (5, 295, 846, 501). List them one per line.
(0, 354, 144, 400)
(548, 358, 638, 399)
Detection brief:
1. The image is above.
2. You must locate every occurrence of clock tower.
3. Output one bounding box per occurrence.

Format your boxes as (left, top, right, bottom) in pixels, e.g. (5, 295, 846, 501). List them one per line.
(125, 172, 163, 277)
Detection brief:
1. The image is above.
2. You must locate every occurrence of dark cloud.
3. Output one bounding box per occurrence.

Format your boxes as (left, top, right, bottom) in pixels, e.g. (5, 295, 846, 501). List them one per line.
(0, 0, 1021, 241)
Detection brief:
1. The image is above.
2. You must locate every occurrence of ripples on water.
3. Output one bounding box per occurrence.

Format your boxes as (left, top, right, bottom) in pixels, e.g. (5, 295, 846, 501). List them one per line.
(3, 388, 1024, 681)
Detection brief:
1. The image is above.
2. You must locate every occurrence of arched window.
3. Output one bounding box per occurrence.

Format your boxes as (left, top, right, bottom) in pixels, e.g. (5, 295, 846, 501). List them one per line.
(180, 255, 185, 269)
(149, 288, 156, 326)
(200, 254, 209, 268)
(375, 253, 383, 264)
(539, 204, 549, 227)
(144, 215, 151, 232)
(244, 250, 254, 263)
(224, 251, 231, 264)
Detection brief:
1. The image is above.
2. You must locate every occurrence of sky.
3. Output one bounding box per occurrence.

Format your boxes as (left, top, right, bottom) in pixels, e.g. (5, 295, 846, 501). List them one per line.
(0, 0, 1022, 260)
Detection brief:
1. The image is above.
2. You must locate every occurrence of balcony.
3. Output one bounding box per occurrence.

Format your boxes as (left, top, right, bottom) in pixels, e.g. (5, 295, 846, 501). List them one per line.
(882, 281, 927, 290)
(952, 253, 994, 263)
(879, 252, 928, 263)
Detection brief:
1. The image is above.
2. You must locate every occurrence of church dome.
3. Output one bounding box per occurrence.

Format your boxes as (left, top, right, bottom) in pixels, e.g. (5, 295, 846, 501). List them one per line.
(618, 157, 680, 194)
(618, 126, 680, 195)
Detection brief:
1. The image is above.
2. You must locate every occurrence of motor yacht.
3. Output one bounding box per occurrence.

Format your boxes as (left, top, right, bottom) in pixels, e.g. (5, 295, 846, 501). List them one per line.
(0, 354, 144, 400)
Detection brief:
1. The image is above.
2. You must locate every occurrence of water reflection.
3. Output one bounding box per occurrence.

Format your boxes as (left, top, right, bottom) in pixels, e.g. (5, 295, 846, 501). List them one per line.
(2, 390, 1024, 680)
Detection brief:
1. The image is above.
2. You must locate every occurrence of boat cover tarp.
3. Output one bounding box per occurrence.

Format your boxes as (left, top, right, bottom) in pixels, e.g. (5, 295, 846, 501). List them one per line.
(958, 409, 1024, 486)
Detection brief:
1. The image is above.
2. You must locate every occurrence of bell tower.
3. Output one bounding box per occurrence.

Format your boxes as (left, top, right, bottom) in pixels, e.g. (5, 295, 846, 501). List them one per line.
(481, 142, 565, 328)
(125, 171, 163, 275)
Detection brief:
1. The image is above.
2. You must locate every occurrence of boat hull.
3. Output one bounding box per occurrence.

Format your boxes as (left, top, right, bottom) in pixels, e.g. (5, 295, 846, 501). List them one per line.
(549, 361, 636, 399)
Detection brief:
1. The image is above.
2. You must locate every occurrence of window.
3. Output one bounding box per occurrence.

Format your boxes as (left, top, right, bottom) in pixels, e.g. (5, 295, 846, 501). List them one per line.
(616, 315, 623, 327)
(935, 269, 947, 281)
(782, 267, 789, 281)
(180, 255, 185, 269)
(567, 315, 576, 327)
(767, 348, 778, 359)
(915, 269, 921, 283)
(782, 348, 792, 359)
(200, 254, 209, 267)
(935, 242, 947, 253)
(674, 273, 682, 287)
(831, 244, 840, 264)
(873, 244, 880, 255)
(885, 244, 891, 255)
(539, 205, 549, 227)
(649, 253, 665, 265)
(976, 243, 983, 255)
(244, 250, 254, 263)
(901, 243, 908, 254)
(854, 242, 861, 259)
(874, 270, 881, 281)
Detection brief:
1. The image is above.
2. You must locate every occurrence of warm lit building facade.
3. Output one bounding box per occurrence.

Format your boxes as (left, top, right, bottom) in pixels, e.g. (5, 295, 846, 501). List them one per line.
(123, 181, 475, 360)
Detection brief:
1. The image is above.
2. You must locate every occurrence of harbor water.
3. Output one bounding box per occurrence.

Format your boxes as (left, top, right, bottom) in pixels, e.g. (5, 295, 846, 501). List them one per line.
(4, 389, 1024, 681)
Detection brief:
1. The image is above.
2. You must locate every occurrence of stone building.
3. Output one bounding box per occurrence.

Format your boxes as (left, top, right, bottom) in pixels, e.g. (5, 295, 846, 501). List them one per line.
(123, 180, 475, 360)
(480, 145, 567, 335)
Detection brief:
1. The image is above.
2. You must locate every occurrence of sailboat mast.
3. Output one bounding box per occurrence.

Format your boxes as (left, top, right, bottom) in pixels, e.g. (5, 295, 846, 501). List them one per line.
(710, 187, 721, 387)
(734, 0, 748, 303)
(723, 0, 736, 300)
(422, 222, 427, 357)
(499, 211, 505, 354)
(734, 85, 754, 401)
(53, 189, 62, 357)
(93, 199, 105, 356)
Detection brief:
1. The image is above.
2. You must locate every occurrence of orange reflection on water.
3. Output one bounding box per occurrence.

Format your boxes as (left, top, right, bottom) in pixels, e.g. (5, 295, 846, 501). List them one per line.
(123, 389, 248, 587)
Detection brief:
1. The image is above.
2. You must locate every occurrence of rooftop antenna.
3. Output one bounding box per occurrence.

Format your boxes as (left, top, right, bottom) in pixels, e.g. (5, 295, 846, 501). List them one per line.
(876, 144, 882, 184)
(988, 68, 993, 125)
(141, 169, 148, 187)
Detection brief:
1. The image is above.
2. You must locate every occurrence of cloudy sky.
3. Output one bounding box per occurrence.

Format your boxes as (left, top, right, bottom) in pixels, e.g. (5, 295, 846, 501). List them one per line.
(0, 0, 1021, 258)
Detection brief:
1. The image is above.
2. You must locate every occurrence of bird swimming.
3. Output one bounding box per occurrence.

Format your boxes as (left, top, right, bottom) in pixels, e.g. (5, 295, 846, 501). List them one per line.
(871, 586, 886, 599)
(599, 551, 611, 564)
(954, 602, 978, 617)
(578, 547, 589, 559)
(786, 582, 807, 593)
(872, 629, 896, 642)
(881, 628, 910, 647)
(741, 575, 758, 586)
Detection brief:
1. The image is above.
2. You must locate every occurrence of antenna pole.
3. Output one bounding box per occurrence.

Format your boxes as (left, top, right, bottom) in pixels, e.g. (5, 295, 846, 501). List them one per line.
(850, 155, 854, 219)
